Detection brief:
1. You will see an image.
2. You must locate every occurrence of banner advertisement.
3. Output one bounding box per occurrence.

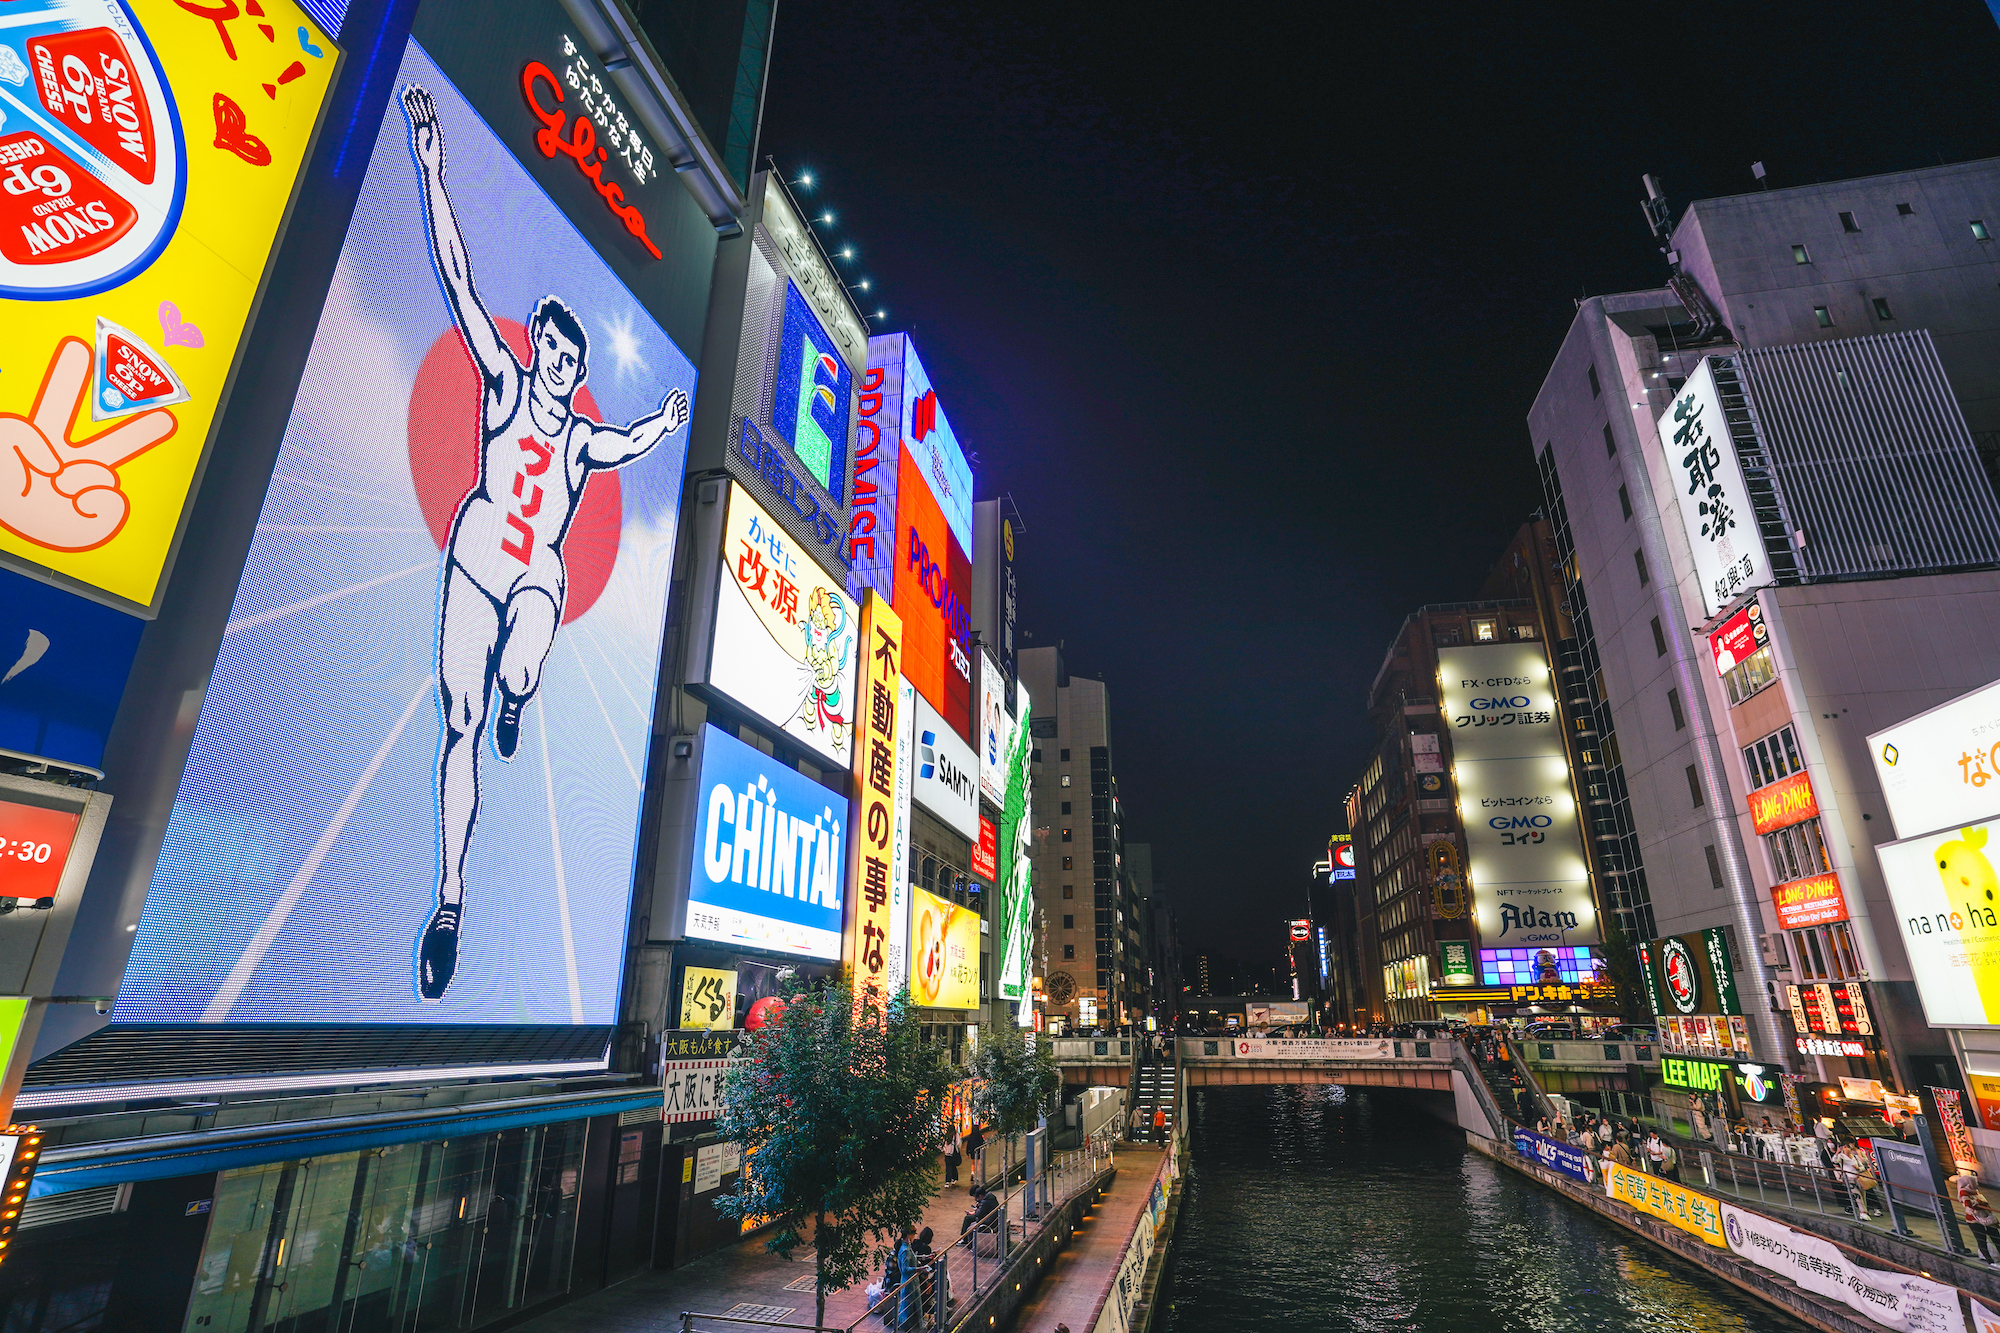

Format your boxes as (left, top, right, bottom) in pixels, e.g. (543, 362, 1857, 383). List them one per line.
(997, 680, 1033, 1005)
(117, 41, 697, 1023)
(707, 482, 856, 767)
(909, 884, 978, 1010)
(844, 590, 903, 1010)
(1975, 1297, 2000, 1333)
(0, 566, 144, 770)
(1601, 1161, 1726, 1247)
(1772, 872, 1849, 929)
(1512, 1126, 1593, 1182)
(1437, 643, 1598, 948)
(686, 724, 847, 961)
(977, 648, 1011, 806)
(0, 0, 339, 614)
(1722, 1204, 1961, 1332)
(911, 690, 977, 840)
(1195, 1038, 1395, 1060)
(1658, 359, 1768, 617)
(678, 967, 737, 1030)
(1870, 678, 2000, 841)
(1709, 601, 1766, 677)
(663, 1057, 731, 1124)
(885, 676, 915, 996)
(1877, 814, 2000, 1026)
(971, 815, 997, 882)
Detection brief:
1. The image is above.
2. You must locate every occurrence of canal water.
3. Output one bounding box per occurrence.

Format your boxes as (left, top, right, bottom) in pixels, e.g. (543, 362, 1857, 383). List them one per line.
(1156, 1085, 1811, 1333)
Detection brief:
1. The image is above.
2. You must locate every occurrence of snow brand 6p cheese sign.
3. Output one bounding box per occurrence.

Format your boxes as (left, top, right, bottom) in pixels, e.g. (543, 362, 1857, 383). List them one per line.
(0, 0, 338, 613)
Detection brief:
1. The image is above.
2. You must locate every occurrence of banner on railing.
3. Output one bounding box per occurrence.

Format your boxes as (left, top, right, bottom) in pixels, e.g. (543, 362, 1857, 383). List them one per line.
(1722, 1203, 1961, 1333)
(1601, 1161, 1727, 1247)
(1184, 1038, 1395, 1060)
(1974, 1296, 2000, 1333)
(1512, 1127, 1594, 1183)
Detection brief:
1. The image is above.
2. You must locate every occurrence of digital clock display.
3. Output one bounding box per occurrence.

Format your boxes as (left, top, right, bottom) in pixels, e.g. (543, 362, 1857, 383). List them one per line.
(0, 801, 81, 902)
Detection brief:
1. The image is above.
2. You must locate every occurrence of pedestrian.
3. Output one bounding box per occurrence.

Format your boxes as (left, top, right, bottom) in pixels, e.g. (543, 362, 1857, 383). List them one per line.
(1955, 1169, 2000, 1265)
(912, 1226, 938, 1323)
(1515, 1085, 1536, 1125)
(1644, 1132, 1665, 1175)
(1608, 1137, 1635, 1169)
(965, 1123, 986, 1187)
(944, 1126, 962, 1187)
(895, 1226, 921, 1329)
(1658, 1138, 1680, 1183)
(1152, 1106, 1167, 1141)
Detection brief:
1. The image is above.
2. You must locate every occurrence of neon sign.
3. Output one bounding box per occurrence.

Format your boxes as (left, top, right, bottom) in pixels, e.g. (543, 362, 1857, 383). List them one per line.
(520, 59, 661, 258)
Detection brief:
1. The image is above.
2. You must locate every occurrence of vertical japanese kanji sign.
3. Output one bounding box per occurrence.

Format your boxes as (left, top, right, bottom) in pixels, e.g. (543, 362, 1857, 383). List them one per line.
(1655, 358, 1766, 617)
(844, 588, 903, 1014)
(0, 0, 340, 614)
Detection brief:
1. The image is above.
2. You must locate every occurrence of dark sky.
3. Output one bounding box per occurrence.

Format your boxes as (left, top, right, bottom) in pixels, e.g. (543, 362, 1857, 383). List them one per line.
(757, 2, 2000, 964)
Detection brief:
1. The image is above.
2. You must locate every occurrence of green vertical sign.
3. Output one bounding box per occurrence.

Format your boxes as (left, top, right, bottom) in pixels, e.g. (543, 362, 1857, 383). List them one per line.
(1439, 941, 1474, 983)
(1702, 927, 1741, 1016)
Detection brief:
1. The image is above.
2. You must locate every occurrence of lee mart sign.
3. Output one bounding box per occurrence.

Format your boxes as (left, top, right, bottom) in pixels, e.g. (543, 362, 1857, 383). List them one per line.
(1869, 677, 2000, 840)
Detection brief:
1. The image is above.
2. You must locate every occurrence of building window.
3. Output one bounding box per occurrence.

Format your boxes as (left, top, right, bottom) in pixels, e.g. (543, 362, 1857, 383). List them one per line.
(1975, 219, 1991, 241)
(1814, 305, 1834, 327)
(1720, 645, 1778, 705)
(1060, 748, 1070, 761)
(1792, 243, 1811, 264)
(1634, 549, 1649, 586)
(1060, 775, 1072, 788)
(1897, 202, 1914, 216)
(1618, 485, 1632, 520)
(1603, 423, 1617, 457)
(1063, 914, 1074, 930)
(1063, 944, 1075, 960)
(1742, 725, 1803, 790)
(1472, 619, 1498, 643)
(1790, 920, 1861, 981)
(1588, 364, 1601, 398)
(1063, 884, 1074, 899)
(1062, 856, 1073, 871)
(1512, 623, 1538, 639)
(1060, 801, 1071, 815)
(1031, 748, 1042, 763)
(1704, 844, 1726, 891)
(1765, 817, 1831, 884)
(1434, 623, 1463, 646)
(1668, 687, 1686, 731)
(1061, 828, 1072, 842)
(1872, 297, 1893, 320)
(1651, 616, 1668, 658)
(1839, 211, 1859, 233)
(1686, 764, 1704, 807)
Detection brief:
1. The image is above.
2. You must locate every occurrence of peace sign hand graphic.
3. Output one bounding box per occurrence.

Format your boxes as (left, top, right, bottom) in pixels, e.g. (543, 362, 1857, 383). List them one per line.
(0, 338, 178, 553)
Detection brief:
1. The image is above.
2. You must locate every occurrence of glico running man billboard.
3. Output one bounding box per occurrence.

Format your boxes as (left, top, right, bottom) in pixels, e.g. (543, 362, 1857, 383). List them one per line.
(115, 41, 696, 1024)
(0, 0, 338, 614)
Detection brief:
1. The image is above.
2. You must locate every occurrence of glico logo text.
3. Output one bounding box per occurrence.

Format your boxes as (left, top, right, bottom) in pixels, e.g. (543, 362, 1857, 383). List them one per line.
(907, 526, 972, 680)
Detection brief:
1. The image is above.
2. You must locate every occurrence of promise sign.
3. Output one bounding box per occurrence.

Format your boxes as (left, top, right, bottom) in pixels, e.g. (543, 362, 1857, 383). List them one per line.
(844, 590, 904, 1013)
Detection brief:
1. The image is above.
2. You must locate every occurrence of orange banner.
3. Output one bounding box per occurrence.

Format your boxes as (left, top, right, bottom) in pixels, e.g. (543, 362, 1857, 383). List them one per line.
(1772, 872, 1847, 929)
(1749, 770, 1818, 836)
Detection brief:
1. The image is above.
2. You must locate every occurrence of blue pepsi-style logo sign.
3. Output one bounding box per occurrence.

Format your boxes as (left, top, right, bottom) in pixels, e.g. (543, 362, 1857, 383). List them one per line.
(1512, 1127, 1593, 1183)
(687, 722, 847, 960)
(0, 565, 142, 769)
(771, 280, 851, 502)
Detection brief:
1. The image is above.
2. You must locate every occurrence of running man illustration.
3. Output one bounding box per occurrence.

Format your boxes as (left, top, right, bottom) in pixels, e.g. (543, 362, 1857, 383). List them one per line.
(403, 85, 689, 1001)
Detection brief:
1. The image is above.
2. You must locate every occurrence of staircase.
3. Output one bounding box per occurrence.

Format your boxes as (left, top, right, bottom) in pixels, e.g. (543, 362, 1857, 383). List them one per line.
(1476, 1044, 1541, 1125)
(1129, 1055, 1176, 1142)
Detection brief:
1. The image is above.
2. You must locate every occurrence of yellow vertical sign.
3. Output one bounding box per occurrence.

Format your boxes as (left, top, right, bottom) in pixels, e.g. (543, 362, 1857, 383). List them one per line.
(845, 589, 903, 1013)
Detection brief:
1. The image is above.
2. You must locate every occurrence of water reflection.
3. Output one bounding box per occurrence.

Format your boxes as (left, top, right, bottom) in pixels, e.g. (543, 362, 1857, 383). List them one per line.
(1158, 1086, 1808, 1333)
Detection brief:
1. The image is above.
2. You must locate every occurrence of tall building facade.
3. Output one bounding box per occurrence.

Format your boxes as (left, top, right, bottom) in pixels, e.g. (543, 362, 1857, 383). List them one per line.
(1530, 158, 2000, 1091)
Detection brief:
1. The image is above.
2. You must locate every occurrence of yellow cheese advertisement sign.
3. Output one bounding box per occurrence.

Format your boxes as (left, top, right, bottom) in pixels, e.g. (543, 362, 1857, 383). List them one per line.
(0, 0, 337, 612)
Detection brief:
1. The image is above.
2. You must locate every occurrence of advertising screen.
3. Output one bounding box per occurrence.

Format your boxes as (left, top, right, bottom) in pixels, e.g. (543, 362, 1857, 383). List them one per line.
(911, 691, 978, 840)
(1708, 601, 1766, 677)
(977, 649, 1011, 806)
(970, 815, 997, 881)
(1658, 359, 1768, 617)
(1878, 815, 2000, 1027)
(708, 482, 857, 767)
(897, 339, 974, 555)
(770, 281, 851, 499)
(0, 566, 143, 769)
(895, 446, 972, 740)
(0, 0, 338, 614)
(686, 724, 846, 961)
(1869, 678, 2000, 840)
(115, 39, 697, 1024)
(909, 885, 978, 1010)
(996, 681, 1033, 1003)
(0, 797, 82, 903)
(1438, 643, 1597, 949)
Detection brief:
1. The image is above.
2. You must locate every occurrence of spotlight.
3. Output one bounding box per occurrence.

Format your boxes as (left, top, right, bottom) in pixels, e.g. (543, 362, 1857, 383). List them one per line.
(841, 247, 853, 259)
(821, 212, 835, 224)
(798, 172, 814, 187)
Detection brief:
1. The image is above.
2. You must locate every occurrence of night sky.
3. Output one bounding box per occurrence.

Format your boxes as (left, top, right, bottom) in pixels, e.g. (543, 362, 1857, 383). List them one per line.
(758, 2, 2000, 965)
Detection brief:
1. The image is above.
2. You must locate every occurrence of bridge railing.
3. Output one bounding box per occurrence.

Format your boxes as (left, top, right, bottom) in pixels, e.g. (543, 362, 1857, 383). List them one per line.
(1515, 1038, 1662, 1067)
(1051, 1037, 1135, 1063)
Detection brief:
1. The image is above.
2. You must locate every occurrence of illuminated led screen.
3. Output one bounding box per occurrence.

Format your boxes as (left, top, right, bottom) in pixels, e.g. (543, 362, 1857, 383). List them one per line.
(115, 40, 696, 1024)
(1480, 946, 1600, 986)
(894, 447, 972, 741)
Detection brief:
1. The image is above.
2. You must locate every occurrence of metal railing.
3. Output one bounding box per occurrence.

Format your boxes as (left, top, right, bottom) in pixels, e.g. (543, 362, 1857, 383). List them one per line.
(678, 1129, 1119, 1333)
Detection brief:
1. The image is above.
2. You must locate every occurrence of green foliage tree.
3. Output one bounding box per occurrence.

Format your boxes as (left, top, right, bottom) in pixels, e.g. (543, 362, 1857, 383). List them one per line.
(714, 981, 955, 1330)
(969, 1024, 1061, 1182)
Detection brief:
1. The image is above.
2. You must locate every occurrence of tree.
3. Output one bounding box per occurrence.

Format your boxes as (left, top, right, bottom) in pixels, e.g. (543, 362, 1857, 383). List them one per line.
(968, 1024, 1061, 1185)
(715, 981, 955, 1330)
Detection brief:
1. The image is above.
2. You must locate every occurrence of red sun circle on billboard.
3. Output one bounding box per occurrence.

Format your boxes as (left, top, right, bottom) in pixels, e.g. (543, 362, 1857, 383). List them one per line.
(1660, 937, 1700, 1013)
(407, 321, 622, 623)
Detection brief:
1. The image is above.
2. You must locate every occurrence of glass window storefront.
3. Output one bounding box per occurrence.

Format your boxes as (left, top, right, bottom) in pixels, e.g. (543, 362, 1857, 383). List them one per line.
(182, 1119, 586, 1332)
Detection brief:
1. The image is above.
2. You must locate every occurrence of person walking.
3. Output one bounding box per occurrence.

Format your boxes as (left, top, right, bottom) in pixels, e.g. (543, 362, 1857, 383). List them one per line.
(1152, 1106, 1167, 1142)
(965, 1123, 986, 1188)
(1515, 1085, 1536, 1125)
(1954, 1170, 2000, 1265)
(894, 1227, 921, 1330)
(944, 1126, 962, 1187)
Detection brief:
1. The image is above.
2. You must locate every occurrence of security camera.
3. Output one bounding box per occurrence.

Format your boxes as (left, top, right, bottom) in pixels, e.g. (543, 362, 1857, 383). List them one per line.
(94, 1000, 111, 1016)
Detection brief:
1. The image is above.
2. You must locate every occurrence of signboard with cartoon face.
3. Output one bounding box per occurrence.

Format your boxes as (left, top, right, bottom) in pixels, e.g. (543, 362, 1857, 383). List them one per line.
(0, 0, 339, 614)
